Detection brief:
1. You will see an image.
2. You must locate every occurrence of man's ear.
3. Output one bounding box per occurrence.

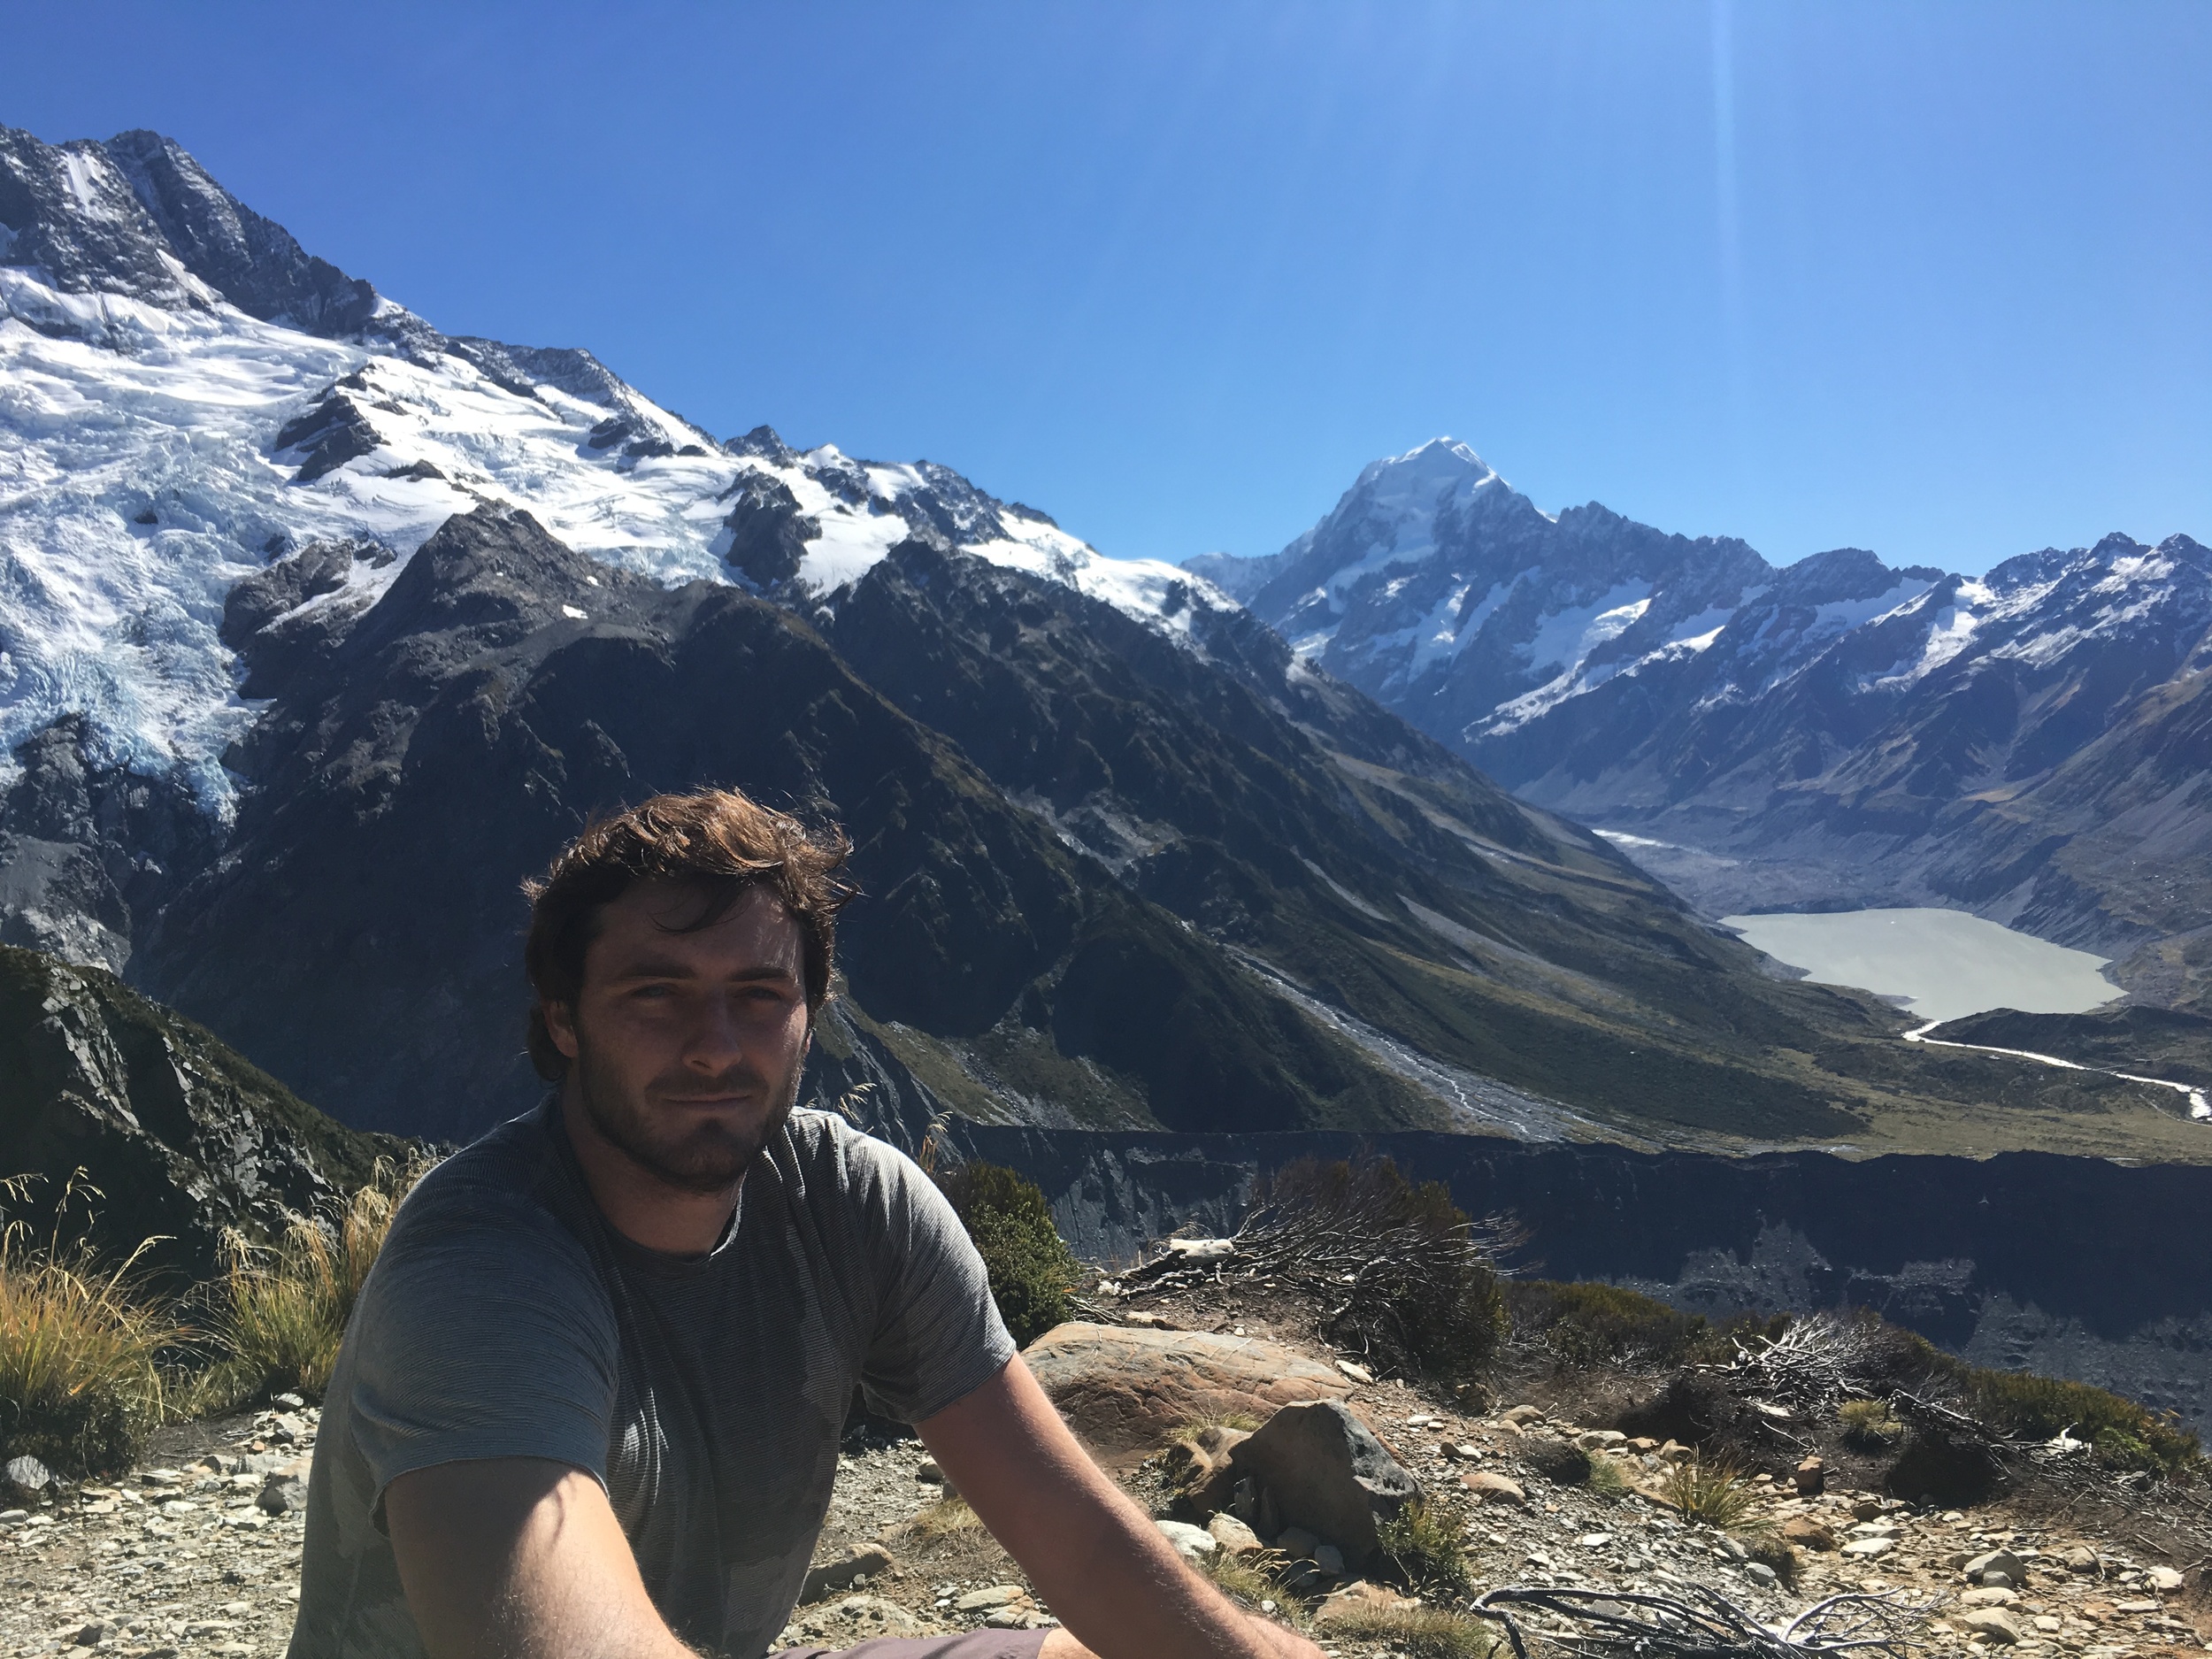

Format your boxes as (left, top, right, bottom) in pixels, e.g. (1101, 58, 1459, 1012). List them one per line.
(543, 999, 581, 1061)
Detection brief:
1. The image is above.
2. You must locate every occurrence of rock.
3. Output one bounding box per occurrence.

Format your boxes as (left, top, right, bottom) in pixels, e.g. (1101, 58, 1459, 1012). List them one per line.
(1156, 1519, 1217, 1561)
(70, 1623, 106, 1647)
(1209, 1513, 1262, 1555)
(1316, 1582, 1416, 1624)
(2147, 1566, 2185, 1591)
(1781, 1517, 1837, 1551)
(1962, 1588, 2018, 1607)
(1122, 1311, 1179, 1331)
(1164, 1425, 1252, 1517)
(1164, 1238, 1235, 1260)
(2059, 1543, 2101, 1574)
(1228, 1400, 1419, 1568)
(955, 1586, 1026, 1612)
(1979, 1572, 2015, 1592)
(255, 1471, 307, 1515)
(1461, 1471, 1526, 1505)
(1746, 1563, 1778, 1586)
(1955, 1609, 2022, 1644)
(780, 1594, 932, 1647)
(1335, 1360, 1374, 1385)
(1573, 1430, 1626, 1450)
(1023, 1324, 1350, 1461)
(1521, 1439, 1594, 1486)
(1276, 1526, 1321, 1562)
(1794, 1456, 1826, 1496)
(1851, 1497, 1886, 1521)
(800, 1544, 896, 1605)
(1967, 1550, 2026, 1586)
(1501, 1405, 1546, 1425)
(4, 1455, 53, 1496)
(1313, 1543, 1345, 1576)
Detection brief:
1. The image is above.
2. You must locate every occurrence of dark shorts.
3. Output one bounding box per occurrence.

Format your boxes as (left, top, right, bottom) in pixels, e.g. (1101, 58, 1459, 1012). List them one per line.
(774, 1632, 1052, 1659)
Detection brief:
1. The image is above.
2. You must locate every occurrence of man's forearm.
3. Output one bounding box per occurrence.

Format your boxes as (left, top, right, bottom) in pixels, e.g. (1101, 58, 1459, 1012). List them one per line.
(387, 1458, 696, 1659)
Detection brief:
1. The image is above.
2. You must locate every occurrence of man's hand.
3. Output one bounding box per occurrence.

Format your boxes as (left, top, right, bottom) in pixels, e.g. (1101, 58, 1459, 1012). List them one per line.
(385, 1458, 692, 1659)
(920, 1358, 1326, 1659)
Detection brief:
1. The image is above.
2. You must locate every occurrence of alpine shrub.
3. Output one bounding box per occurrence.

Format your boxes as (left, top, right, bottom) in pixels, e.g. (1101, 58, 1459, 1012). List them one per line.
(935, 1162, 1078, 1347)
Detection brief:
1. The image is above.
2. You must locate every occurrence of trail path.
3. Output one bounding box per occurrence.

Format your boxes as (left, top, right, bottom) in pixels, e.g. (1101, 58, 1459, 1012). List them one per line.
(1903, 1024, 2212, 1123)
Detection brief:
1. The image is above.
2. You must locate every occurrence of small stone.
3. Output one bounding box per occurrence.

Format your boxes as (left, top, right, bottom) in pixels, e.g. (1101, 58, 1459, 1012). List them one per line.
(1316, 1581, 1416, 1624)
(1209, 1513, 1262, 1555)
(1156, 1519, 1217, 1561)
(2033, 1617, 2062, 1633)
(273, 1392, 306, 1409)
(2060, 1544, 2100, 1574)
(255, 1474, 306, 1516)
(1980, 1571, 2015, 1591)
(2148, 1567, 2185, 1592)
(1851, 1497, 1886, 1521)
(1962, 1588, 2019, 1607)
(1573, 1431, 1626, 1449)
(1842, 1537, 1893, 1558)
(1501, 1405, 1545, 1425)
(1334, 1359, 1374, 1384)
(4, 1455, 53, 1496)
(1462, 1471, 1525, 1505)
(2113, 1599, 2162, 1615)
(1968, 1550, 2027, 1585)
(1276, 1525, 1320, 1561)
(1782, 1517, 1837, 1551)
(1578, 1533, 1613, 1549)
(1793, 1456, 1826, 1496)
(1122, 1311, 1179, 1331)
(800, 1544, 896, 1604)
(1956, 1609, 2023, 1645)
(954, 1586, 1025, 1613)
(1313, 1542, 1345, 1576)
(1747, 1563, 1778, 1586)
(70, 1622, 106, 1647)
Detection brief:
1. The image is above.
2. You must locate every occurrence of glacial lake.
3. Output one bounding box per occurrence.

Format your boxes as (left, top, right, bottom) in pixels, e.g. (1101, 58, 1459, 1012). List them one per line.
(1719, 907, 2120, 1025)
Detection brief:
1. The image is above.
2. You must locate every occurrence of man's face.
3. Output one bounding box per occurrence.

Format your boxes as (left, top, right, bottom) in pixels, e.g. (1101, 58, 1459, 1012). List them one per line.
(543, 879, 812, 1194)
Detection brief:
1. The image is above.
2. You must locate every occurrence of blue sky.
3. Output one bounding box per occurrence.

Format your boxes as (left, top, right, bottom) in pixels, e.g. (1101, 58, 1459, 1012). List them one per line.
(4, 2, 2207, 574)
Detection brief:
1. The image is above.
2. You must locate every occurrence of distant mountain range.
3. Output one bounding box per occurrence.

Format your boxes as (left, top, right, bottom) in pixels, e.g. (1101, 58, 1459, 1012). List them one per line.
(1193, 442, 2212, 1017)
(3, 123, 2200, 1159)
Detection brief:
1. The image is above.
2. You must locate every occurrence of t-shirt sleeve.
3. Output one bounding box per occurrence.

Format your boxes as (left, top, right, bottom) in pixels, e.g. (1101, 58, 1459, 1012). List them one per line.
(344, 1179, 621, 1504)
(847, 1137, 1018, 1425)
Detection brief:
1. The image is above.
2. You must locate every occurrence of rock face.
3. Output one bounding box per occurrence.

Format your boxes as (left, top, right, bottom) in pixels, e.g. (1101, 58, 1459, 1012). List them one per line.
(965, 1122, 2212, 1430)
(1022, 1323, 1350, 1460)
(1226, 1400, 1419, 1569)
(0, 942, 401, 1277)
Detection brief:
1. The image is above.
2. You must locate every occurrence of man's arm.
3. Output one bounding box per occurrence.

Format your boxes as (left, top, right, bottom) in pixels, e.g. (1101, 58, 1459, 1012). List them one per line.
(385, 1458, 693, 1659)
(919, 1356, 1325, 1659)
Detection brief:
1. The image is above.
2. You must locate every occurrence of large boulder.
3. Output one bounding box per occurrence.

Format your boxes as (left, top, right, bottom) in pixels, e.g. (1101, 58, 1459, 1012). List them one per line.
(1024, 1323, 1350, 1461)
(1227, 1399, 1419, 1568)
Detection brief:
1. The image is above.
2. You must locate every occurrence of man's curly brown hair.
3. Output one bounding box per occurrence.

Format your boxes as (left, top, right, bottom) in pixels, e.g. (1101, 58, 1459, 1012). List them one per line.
(522, 788, 856, 1081)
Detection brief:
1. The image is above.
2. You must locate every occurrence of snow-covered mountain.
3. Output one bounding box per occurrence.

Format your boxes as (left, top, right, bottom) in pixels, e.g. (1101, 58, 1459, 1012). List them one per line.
(0, 123, 1231, 822)
(1202, 440, 2212, 1008)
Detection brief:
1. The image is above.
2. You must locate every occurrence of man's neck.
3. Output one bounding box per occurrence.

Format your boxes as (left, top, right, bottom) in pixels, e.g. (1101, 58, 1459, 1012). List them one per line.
(558, 1088, 743, 1256)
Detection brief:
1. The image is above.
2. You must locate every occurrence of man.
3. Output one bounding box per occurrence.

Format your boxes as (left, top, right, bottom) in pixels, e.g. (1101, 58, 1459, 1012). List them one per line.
(291, 787, 1321, 1659)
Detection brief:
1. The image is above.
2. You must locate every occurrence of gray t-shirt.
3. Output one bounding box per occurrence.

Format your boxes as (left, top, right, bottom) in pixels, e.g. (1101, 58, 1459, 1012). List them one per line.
(289, 1101, 1016, 1659)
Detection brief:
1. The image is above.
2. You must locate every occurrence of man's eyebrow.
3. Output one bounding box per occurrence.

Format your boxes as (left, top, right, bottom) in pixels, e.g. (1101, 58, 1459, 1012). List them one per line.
(606, 956, 799, 983)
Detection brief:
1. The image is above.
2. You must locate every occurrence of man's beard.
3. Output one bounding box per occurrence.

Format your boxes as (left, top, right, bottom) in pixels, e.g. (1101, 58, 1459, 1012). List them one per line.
(571, 1043, 803, 1195)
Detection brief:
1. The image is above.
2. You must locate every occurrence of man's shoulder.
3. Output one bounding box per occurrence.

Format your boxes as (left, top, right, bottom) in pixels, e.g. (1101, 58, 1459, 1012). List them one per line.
(388, 1103, 595, 1256)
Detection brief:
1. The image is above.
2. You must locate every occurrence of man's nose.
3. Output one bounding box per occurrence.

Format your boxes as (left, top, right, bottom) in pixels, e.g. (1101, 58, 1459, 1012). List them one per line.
(684, 995, 751, 1071)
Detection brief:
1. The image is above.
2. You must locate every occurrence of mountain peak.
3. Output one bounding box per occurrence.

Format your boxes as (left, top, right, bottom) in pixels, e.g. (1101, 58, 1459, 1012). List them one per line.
(1355, 436, 1500, 493)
